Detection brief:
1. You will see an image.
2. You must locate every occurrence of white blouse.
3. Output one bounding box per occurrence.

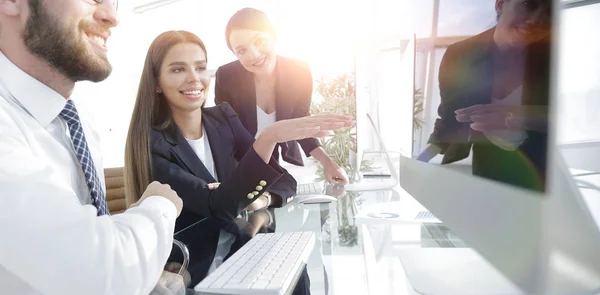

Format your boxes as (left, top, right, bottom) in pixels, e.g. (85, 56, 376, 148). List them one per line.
(185, 129, 236, 274)
(255, 105, 277, 139)
(185, 127, 217, 180)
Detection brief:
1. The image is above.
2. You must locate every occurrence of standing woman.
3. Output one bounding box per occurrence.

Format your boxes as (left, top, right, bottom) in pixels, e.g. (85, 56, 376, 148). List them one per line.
(215, 7, 349, 184)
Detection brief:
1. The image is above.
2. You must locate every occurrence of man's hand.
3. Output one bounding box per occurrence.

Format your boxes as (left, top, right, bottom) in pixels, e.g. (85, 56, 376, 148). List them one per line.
(149, 271, 186, 295)
(130, 181, 183, 217)
(164, 262, 191, 287)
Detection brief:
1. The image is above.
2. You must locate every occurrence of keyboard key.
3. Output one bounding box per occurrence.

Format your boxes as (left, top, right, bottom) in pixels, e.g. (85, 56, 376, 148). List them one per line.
(227, 282, 254, 289)
(261, 270, 276, 277)
(251, 281, 269, 289)
(211, 278, 229, 288)
(194, 232, 315, 295)
(196, 280, 211, 289)
(265, 264, 280, 271)
(242, 277, 257, 284)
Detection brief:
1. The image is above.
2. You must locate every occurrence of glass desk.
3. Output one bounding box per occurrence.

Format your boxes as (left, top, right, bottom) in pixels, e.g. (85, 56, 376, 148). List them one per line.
(172, 184, 468, 295)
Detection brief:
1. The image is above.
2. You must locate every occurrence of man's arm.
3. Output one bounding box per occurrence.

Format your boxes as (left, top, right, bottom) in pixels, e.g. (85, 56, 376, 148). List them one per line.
(0, 134, 176, 295)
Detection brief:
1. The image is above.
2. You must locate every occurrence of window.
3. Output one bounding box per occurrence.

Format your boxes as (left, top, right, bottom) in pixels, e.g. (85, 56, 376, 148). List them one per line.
(437, 0, 496, 37)
(557, 3, 600, 144)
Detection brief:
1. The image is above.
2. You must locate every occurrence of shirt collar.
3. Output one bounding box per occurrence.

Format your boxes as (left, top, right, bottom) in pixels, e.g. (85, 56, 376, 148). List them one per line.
(0, 51, 67, 127)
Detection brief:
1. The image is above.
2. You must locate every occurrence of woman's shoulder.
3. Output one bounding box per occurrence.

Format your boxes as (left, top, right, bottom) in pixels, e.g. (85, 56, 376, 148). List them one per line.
(149, 127, 174, 155)
(216, 60, 244, 78)
(203, 102, 238, 120)
(277, 55, 310, 71)
(446, 28, 495, 57)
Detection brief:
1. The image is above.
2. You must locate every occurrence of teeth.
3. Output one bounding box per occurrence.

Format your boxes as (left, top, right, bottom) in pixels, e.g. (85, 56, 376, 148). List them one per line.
(183, 90, 202, 96)
(88, 35, 106, 46)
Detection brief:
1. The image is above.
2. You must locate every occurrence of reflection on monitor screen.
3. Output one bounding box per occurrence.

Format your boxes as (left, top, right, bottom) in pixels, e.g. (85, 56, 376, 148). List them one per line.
(416, 1, 552, 192)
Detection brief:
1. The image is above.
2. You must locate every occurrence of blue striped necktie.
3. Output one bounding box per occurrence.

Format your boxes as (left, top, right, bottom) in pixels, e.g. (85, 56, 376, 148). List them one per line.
(59, 100, 109, 216)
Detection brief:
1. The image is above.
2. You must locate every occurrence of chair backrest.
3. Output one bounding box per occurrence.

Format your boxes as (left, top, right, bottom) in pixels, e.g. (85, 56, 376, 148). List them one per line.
(104, 167, 127, 214)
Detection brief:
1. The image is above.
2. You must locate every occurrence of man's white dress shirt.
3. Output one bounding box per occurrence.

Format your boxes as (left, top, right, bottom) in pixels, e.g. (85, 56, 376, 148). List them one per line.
(0, 52, 177, 295)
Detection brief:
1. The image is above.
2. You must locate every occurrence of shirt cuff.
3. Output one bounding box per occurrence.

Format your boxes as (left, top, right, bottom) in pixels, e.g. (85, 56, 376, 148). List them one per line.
(136, 195, 178, 221)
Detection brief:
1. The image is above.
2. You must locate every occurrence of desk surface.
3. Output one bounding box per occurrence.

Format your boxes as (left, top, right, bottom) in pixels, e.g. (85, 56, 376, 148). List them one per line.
(173, 150, 600, 295)
(175, 152, 470, 295)
(177, 185, 466, 295)
(273, 186, 466, 295)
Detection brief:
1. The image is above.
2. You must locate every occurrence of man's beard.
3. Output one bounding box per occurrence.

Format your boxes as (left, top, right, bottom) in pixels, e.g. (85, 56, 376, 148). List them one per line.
(23, 0, 112, 82)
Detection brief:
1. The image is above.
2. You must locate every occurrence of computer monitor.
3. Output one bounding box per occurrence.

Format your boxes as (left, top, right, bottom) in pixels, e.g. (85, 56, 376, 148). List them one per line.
(352, 34, 416, 181)
(352, 43, 371, 180)
(344, 114, 398, 192)
(375, 34, 416, 158)
(543, 0, 600, 292)
(398, 1, 600, 294)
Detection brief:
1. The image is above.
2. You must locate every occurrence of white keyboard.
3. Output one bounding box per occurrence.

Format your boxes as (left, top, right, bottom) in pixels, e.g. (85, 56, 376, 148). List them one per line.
(194, 232, 315, 295)
(296, 182, 323, 195)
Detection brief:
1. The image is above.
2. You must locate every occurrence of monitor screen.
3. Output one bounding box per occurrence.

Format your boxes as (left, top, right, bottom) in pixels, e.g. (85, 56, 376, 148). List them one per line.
(415, 0, 553, 193)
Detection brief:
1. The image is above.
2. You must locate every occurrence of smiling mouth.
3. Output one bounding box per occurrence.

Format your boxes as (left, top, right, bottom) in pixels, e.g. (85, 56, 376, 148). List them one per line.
(516, 26, 545, 36)
(180, 89, 204, 96)
(253, 57, 266, 67)
(85, 32, 108, 48)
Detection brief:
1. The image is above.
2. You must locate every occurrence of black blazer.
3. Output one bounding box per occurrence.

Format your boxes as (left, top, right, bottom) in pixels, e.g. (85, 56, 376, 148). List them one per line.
(152, 103, 297, 281)
(151, 102, 297, 230)
(214, 55, 321, 166)
(427, 28, 550, 191)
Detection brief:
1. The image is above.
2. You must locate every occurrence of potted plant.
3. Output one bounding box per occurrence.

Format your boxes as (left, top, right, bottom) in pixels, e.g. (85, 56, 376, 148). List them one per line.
(310, 73, 373, 183)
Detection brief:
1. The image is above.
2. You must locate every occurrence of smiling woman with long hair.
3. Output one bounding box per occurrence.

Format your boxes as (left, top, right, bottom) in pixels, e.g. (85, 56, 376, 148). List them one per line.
(124, 30, 351, 287)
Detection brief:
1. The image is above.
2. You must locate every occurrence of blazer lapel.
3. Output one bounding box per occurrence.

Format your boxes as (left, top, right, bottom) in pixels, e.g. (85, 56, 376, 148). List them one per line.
(165, 124, 216, 182)
(274, 56, 294, 121)
(238, 65, 259, 136)
(202, 113, 229, 181)
(474, 30, 497, 101)
(522, 40, 550, 106)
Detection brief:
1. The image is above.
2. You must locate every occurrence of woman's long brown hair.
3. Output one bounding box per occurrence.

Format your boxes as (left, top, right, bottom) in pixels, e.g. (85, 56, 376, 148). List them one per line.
(124, 30, 207, 205)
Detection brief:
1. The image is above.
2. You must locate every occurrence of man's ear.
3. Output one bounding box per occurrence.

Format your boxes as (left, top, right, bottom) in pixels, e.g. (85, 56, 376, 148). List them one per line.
(0, 0, 23, 17)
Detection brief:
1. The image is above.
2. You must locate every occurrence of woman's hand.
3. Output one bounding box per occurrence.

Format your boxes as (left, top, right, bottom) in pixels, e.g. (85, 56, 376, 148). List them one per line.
(261, 114, 353, 143)
(455, 104, 548, 133)
(310, 147, 349, 184)
(207, 182, 220, 190)
(253, 114, 353, 164)
(323, 161, 349, 184)
(244, 194, 269, 212)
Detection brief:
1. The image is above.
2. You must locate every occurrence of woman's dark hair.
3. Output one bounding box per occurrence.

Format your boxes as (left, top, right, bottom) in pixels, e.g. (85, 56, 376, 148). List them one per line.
(225, 7, 276, 50)
(124, 30, 207, 205)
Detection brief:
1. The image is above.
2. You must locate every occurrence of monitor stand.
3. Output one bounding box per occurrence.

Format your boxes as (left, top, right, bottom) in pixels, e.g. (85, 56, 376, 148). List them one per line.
(398, 248, 524, 295)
